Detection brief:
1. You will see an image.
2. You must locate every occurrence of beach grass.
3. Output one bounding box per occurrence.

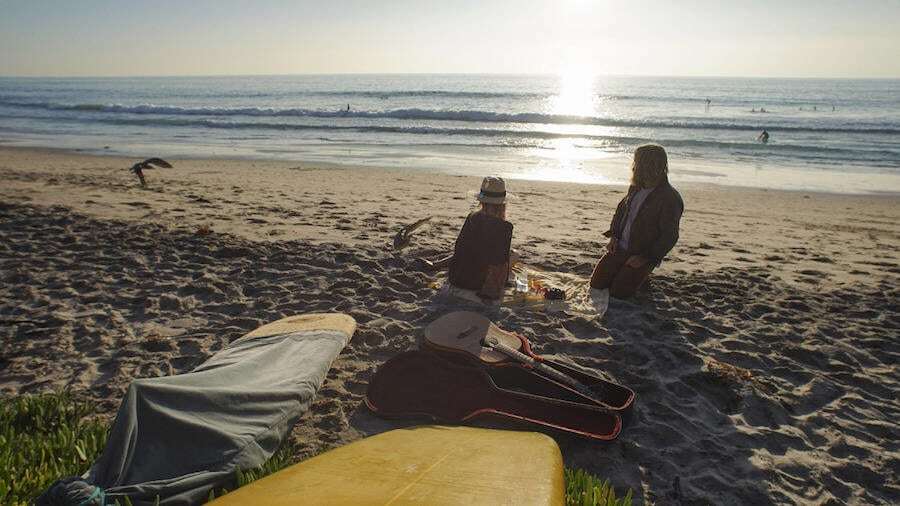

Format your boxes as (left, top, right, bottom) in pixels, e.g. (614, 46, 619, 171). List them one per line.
(565, 468, 634, 506)
(3, 392, 633, 505)
(0, 391, 107, 505)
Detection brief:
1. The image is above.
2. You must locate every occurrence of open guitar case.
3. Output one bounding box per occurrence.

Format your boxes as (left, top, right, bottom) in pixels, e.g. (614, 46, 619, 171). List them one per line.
(366, 324, 636, 441)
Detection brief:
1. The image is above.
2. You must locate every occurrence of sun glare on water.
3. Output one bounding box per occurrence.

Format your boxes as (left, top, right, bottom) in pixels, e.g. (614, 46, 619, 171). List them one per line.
(525, 68, 609, 183)
(550, 68, 597, 117)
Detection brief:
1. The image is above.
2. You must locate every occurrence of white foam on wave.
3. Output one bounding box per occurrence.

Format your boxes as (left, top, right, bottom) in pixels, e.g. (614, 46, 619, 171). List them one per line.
(2, 98, 898, 134)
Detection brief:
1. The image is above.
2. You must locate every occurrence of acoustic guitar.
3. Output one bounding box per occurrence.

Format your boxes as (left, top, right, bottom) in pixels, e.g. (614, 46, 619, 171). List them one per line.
(424, 311, 598, 400)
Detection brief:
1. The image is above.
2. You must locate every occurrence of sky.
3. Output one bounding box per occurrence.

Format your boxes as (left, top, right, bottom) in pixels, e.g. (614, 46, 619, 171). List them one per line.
(1, 0, 899, 78)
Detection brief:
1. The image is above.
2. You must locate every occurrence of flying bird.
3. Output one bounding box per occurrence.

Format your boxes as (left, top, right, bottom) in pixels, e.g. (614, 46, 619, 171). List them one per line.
(130, 157, 173, 186)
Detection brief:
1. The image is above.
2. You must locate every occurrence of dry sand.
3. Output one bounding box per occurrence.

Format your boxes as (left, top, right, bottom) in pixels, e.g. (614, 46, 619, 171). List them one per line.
(1, 146, 898, 504)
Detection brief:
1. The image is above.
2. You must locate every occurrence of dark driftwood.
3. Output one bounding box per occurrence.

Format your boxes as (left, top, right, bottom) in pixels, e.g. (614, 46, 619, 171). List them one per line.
(392, 216, 433, 250)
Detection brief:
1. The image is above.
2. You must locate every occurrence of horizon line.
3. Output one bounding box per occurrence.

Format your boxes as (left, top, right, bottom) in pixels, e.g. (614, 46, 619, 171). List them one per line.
(1, 72, 899, 80)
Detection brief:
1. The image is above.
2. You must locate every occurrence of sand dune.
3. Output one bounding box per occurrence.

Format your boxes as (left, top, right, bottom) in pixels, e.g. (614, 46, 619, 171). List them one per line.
(1, 147, 898, 504)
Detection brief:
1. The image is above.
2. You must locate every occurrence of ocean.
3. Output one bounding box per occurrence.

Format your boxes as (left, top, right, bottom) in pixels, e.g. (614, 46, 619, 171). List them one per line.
(1, 74, 898, 194)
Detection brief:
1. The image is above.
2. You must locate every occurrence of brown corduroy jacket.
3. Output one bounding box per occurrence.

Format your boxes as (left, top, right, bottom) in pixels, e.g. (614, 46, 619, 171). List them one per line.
(603, 181, 684, 267)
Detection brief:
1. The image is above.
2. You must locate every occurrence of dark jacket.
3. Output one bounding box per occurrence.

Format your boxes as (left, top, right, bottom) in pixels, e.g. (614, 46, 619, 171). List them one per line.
(604, 182, 683, 266)
(448, 211, 513, 292)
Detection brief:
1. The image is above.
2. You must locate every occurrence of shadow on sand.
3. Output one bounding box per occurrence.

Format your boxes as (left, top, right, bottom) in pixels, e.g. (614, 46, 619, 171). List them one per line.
(2, 204, 896, 505)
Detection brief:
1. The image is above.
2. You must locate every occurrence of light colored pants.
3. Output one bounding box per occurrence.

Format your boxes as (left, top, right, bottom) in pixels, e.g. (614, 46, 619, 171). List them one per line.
(440, 283, 501, 306)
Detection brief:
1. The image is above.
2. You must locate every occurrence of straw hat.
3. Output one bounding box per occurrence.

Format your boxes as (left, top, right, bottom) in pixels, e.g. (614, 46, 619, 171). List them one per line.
(475, 176, 511, 205)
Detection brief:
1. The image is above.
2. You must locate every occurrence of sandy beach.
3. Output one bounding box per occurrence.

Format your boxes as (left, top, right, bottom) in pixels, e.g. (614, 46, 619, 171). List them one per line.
(1, 146, 898, 504)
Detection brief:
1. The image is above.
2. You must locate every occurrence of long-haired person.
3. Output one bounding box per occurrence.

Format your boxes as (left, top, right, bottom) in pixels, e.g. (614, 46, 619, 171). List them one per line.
(591, 145, 684, 298)
(448, 176, 513, 301)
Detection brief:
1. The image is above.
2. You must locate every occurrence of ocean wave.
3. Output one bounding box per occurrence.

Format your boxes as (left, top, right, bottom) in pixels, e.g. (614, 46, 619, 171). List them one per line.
(311, 90, 549, 99)
(61, 89, 525, 100)
(0, 89, 829, 104)
(3, 111, 894, 164)
(2, 98, 898, 135)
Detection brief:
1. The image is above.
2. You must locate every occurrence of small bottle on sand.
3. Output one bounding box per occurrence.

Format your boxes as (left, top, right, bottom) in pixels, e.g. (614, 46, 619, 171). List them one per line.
(515, 273, 529, 292)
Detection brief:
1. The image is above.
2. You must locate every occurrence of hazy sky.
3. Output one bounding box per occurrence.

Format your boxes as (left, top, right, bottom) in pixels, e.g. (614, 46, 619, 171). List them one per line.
(2, 0, 898, 78)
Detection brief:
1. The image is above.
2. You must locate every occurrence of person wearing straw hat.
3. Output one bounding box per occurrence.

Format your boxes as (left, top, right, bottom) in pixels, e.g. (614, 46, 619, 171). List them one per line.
(447, 176, 514, 302)
(591, 144, 683, 298)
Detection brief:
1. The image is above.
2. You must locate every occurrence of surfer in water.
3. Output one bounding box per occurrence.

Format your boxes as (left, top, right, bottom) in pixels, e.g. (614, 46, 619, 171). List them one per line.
(758, 130, 770, 144)
(590, 145, 683, 299)
(447, 177, 513, 302)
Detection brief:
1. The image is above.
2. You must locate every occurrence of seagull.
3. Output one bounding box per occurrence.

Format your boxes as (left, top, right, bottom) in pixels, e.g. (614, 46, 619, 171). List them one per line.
(129, 157, 173, 186)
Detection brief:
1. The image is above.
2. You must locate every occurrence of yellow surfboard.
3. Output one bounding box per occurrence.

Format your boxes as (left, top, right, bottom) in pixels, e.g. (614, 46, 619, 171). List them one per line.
(243, 312, 357, 340)
(210, 425, 564, 505)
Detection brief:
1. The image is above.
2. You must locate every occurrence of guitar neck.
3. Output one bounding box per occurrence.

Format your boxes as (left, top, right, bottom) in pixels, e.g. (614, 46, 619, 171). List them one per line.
(487, 340, 595, 398)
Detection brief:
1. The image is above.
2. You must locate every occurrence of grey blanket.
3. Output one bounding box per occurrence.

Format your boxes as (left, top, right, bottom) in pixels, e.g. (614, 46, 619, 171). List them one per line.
(39, 327, 351, 505)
